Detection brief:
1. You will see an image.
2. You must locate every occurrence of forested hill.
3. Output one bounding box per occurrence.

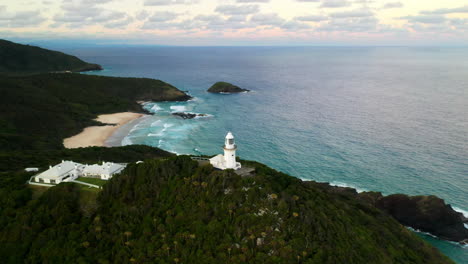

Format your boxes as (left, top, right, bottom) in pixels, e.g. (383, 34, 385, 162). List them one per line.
(0, 73, 191, 150)
(0, 156, 453, 263)
(0, 39, 102, 74)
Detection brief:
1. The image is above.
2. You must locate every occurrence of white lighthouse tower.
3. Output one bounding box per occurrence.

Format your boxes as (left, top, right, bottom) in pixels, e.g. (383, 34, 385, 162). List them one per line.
(209, 132, 242, 170)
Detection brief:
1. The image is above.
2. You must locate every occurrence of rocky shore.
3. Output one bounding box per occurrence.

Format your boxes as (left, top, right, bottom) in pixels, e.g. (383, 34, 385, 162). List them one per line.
(310, 182, 468, 244)
(172, 112, 208, 119)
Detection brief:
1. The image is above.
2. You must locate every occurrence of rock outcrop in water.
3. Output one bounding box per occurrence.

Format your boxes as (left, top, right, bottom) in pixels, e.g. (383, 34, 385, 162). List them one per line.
(374, 194, 468, 243)
(172, 112, 207, 119)
(207, 82, 250, 93)
(310, 183, 468, 243)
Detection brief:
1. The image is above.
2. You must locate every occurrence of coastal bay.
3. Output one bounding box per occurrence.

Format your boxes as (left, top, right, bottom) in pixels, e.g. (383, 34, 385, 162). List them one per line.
(63, 112, 145, 149)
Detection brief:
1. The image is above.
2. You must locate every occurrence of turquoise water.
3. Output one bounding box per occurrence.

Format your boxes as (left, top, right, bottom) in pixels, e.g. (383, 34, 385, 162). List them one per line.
(64, 46, 467, 262)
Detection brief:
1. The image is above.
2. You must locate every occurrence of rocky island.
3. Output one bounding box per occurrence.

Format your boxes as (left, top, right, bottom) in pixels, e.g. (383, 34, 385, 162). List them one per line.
(207, 81, 250, 93)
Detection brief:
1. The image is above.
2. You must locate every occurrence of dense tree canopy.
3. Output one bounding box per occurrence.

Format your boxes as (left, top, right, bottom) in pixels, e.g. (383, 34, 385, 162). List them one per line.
(0, 39, 101, 74)
(0, 156, 453, 263)
(0, 73, 190, 150)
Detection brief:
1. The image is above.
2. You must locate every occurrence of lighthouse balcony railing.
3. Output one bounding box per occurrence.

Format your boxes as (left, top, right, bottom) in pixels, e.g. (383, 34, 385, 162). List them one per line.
(224, 144, 237, 150)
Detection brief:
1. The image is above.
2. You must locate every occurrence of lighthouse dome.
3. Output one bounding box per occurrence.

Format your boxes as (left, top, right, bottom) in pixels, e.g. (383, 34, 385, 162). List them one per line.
(226, 132, 234, 139)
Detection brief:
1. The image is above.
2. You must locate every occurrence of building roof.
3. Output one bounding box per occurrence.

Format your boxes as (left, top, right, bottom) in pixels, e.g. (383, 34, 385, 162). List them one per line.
(82, 162, 125, 176)
(36, 161, 83, 180)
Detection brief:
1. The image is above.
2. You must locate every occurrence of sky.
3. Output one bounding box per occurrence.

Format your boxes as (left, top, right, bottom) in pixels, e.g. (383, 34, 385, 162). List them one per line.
(0, 0, 467, 46)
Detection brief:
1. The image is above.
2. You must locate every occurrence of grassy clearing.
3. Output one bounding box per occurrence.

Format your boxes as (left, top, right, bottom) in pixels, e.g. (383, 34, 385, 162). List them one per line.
(76, 177, 107, 187)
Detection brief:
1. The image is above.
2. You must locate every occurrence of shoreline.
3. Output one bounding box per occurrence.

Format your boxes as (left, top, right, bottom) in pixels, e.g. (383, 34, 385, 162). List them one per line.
(105, 115, 151, 147)
(63, 112, 145, 149)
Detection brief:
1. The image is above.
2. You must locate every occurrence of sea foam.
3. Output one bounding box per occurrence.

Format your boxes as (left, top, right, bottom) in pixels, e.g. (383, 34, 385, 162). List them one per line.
(121, 136, 133, 146)
(329, 181, 368, 193)
(151, 104, 162, 112)
(170, 105, 187, 112)
(452, 207, 468, 218)
(151, 120, 162, 127)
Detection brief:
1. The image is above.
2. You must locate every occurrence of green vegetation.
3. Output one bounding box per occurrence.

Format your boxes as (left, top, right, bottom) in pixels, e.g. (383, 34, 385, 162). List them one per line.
(0, 39, 102, 74)
(208, 81, 250, 93)
(0, 40, 455, 263)
(76, 177, 108, 187)
(0, 73, 190, 150)
(0, 156, 453, 263)
(0, 145, 173, 173)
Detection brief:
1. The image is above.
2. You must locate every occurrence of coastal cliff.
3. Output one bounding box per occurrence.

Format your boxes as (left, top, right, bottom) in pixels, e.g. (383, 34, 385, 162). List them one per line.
(312, 183, 468, 243)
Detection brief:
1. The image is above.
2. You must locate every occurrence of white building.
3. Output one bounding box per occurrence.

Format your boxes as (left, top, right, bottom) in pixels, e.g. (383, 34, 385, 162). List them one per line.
(82, 162, 126, 180)
(210, 132, 242, 170)
(34, 160, 83, 184)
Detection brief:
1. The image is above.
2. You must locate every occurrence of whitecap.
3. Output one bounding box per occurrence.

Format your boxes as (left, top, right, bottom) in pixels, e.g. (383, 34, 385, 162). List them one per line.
(151, 104, 162, 112)
(121, 136, 133, 146)
(151, 120, 162, 127)
(329, 181, 368, 193)
(452, 207, 468, 218)
(158, 139, 164, 147)
(406, 227, 439, 239)
(170, 105, 187, 112)
(129, 124, 141, 133)
(163, 123, 174, 129)
(193, 113, 213, 119)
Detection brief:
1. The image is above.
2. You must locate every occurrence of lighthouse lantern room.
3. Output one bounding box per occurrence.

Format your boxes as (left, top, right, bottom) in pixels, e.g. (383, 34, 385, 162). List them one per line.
(210, 132, 242, 170)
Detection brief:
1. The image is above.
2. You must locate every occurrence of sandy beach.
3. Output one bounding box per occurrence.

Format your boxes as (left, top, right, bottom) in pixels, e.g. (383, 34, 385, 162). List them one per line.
(63, 112, 144, 149)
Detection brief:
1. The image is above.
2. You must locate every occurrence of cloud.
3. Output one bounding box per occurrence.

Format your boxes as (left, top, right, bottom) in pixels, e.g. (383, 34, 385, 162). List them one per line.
(144, 0, 198, 6)
(295, 15, 328, 22)
(236, 0, 270, 3)
(400, 15, 447, 24)
(141, 12, 187, 30)
(215, 5, 259, 15)
(227, 15, 248, 22)
(421, 6, 468, 15)
(281, 20, 311, 30)
(250, 13, 285, 27)
(136, 10, 150, 20)
(318, 13, 379, 32)
(330, 9, 374, 18)
(104, 16, 134, 29)
(53, 0, 133, 28)
(147, 11, 179, 22)
(320, 0, 350, 8)
(382, 2, 403, 9)
(0, 6, 46, 27)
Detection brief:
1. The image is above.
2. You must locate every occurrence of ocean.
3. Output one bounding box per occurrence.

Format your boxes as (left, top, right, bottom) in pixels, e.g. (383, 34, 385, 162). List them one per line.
(60, 46, 467, 263)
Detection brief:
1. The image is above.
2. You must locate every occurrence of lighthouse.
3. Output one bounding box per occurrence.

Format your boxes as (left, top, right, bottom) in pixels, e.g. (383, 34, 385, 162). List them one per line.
(209, 132, 242, 170)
